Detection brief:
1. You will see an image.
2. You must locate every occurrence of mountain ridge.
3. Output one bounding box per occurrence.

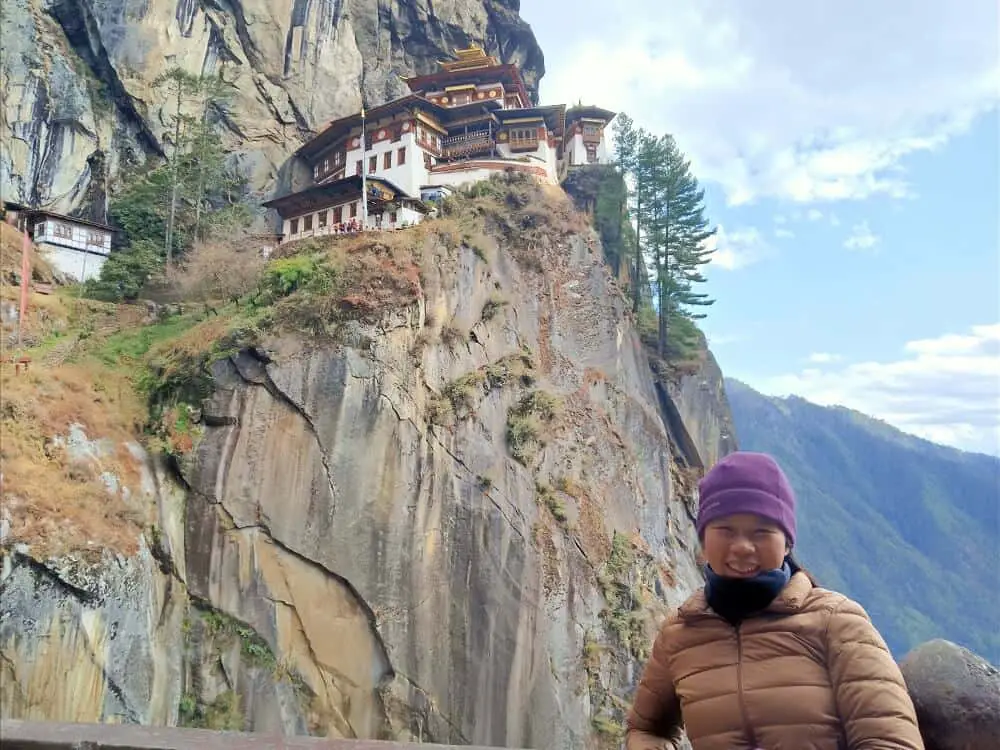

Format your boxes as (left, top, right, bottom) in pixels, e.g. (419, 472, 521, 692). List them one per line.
(724, 377, 1000, 665)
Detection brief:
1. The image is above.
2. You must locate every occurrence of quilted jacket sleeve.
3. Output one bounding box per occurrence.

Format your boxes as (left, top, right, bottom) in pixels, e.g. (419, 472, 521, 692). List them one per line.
(625, 620, 684, 750)
(826, 597, 924, 749)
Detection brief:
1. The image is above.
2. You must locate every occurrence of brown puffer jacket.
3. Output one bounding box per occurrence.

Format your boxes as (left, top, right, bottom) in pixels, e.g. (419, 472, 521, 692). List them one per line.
(626, 571, 924, 749)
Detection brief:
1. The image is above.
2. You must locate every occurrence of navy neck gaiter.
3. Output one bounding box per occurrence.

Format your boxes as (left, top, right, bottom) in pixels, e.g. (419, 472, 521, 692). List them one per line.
(704, 558, 792, 625)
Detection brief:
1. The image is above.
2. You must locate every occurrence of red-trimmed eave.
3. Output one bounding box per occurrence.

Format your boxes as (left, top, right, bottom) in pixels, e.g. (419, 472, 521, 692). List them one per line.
(405, 63, 532, 108)
(297, 94, 447, 161)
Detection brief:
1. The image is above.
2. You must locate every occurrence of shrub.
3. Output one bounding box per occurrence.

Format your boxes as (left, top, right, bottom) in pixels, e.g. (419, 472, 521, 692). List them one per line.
(258, 254, 336, 303)
(440, 325, 466, 347)
(442, 371, 487, 418)
(506, 389, 560, 465)
(536, 482, 568, 526)
(484, 350, 535, 388)
(597, 532, 648, 660)
(170, 234, 265, 307)
(480, 295, 508, 322)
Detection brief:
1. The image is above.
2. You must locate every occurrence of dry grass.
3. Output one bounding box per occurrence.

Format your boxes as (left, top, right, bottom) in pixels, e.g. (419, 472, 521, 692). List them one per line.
(268, 230, 426, 331)
(1, 361, 149, 559)
(577, 490, 612, 564)
(257, 174, 593, 338)
(337, 248, 422, 317)
(0, 222, 89, 350)
(533, 521, 561, 599)
(440, 172, 592, 270)
(0, 222, 57, 284)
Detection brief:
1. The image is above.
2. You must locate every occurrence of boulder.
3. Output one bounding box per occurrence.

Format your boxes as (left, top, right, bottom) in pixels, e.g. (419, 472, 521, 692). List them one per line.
(899, 639, 1000, 750)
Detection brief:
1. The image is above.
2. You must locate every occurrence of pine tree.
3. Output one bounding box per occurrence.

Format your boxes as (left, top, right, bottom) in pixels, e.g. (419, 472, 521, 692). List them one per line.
(625, 123, 716, 358)
(188, 73, 237, 241)
(651, 135, 716, 356)
(153, 67, 201, 268)
(612, 113, 645, 313)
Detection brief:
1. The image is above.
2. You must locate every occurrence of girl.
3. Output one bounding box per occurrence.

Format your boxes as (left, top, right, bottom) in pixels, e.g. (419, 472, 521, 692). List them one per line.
(626, 451, 924, 749)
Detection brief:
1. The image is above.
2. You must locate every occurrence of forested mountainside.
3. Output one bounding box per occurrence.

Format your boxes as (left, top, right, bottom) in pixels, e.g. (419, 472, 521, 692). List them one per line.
(725, 377, 1000, 664)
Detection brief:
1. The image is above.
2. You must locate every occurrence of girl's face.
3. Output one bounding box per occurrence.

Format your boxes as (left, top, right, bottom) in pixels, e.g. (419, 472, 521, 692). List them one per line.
(702, 513, 789, 578)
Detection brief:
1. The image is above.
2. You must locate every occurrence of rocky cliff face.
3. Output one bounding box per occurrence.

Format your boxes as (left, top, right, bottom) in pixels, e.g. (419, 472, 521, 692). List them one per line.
(0, 0, 544, 218)
(0, 180, 715, 747)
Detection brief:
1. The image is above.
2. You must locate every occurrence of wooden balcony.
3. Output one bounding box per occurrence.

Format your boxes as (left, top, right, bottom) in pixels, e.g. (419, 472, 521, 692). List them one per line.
(441, 131, 494, 158)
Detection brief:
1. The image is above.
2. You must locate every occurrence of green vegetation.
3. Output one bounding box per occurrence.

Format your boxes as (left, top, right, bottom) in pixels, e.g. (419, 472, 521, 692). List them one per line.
(77, 304, 263, 456)
(254, 252, 344, 336)
(562, 164, 632, 278)
(88, 67, 253, 301)
(429, 351, 536, 425)
(441, 370, 488, 419)
(174, 607, 283, 729)
(485, 349, 535, 388)
(581, 629, 626, 748)
(591, 715, 625, 742)
(178, 690, 243, 731)
(597, 532, 647, 660)
(505, 390, 560, 465)
(564, 114, 718, 364)
(725, 378, 1000, 663)
(614, 113, 716, 360)
(198, 605, 278, 671)
(582, 630, 601, 670)
(535, 482, 568, 526)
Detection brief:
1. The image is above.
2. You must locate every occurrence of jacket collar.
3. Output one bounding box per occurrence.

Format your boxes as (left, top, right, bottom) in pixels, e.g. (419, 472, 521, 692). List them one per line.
(678, 570, 814, 621)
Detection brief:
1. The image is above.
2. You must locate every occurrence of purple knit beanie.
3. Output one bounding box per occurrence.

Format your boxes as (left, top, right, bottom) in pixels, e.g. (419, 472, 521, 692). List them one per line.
(696, 451, 797, 547)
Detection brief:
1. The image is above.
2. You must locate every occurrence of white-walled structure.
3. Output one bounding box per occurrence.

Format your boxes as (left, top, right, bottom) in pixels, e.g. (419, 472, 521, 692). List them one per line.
(263, 176, 429, 244)
(264, 47, 616, 244)
(3, 202, 113, 281)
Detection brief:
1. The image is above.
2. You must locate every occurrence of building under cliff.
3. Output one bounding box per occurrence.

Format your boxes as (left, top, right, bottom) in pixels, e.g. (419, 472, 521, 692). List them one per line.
(262, 46, 615, 242)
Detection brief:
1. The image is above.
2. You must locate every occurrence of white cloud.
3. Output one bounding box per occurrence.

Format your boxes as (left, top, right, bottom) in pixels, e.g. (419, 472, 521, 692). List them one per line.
(807, 352, 842, 364)
(526, 0, 999, 206)
(758, 323, 1000, 455)
(843, 220, 880, 250)
(806, 209, 824, 221)
(774, 227, 795, 239)
(706, 225, 773, 270)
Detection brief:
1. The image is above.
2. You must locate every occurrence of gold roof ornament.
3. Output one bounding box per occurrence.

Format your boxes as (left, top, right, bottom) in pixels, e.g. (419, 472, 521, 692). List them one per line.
(438, 45, 501, 72)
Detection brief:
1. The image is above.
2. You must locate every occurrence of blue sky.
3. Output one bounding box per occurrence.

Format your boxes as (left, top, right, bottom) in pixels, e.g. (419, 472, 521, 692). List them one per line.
(521, 0, 1000, 455)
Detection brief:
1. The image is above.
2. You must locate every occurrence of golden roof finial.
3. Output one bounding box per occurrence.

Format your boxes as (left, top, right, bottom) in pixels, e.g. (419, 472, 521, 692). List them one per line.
(439, 45, 500, 72)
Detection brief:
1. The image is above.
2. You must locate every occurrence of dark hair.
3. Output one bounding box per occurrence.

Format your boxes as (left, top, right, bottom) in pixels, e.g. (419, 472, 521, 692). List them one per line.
(786, 552, 820, 587)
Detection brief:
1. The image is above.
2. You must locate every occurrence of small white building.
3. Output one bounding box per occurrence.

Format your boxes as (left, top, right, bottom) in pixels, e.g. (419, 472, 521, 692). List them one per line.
(3, 202, 113, 281)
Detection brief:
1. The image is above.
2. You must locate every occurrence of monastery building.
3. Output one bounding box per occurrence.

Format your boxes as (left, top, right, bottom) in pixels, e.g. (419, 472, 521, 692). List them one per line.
(263, 46, 616, 243)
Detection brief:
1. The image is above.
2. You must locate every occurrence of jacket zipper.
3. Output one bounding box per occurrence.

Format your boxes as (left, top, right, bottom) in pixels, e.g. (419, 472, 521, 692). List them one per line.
(735, 624, 759, 748)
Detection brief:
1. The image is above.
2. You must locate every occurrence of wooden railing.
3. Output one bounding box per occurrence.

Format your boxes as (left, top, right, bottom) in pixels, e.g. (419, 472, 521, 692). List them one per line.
(440, 132, 493, 158)
(0, 720, 529, 750)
